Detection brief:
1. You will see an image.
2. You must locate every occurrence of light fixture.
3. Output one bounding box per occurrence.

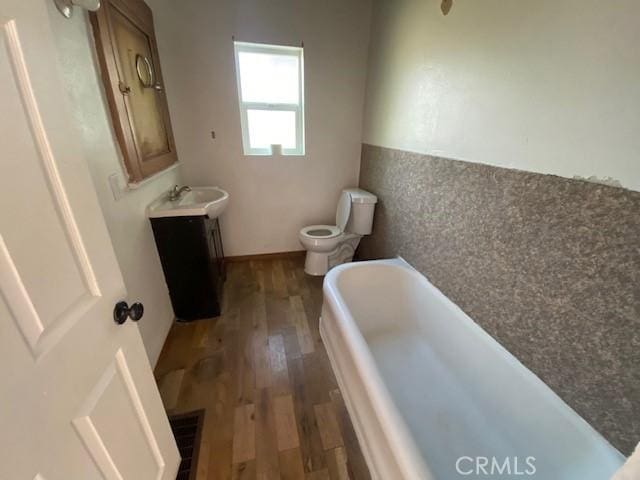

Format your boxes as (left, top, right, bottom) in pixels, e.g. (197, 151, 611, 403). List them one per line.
(54, 0, 101, 19)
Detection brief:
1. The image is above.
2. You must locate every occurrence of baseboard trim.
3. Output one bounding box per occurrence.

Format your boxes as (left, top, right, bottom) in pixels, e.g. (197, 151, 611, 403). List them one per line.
(225, 250, 306, 263)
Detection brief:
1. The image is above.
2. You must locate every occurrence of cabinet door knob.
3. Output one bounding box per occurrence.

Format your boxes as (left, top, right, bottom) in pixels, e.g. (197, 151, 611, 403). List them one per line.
(113, 301, 144, 325)
(118, 81, 132, 95)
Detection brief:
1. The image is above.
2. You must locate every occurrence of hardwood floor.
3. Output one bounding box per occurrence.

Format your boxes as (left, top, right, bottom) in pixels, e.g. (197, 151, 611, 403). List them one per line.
(155, 257, 371, 480)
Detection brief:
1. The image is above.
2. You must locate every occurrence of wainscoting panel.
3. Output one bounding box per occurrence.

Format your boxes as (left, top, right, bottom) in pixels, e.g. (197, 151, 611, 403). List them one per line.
(358, 144, 640, 454)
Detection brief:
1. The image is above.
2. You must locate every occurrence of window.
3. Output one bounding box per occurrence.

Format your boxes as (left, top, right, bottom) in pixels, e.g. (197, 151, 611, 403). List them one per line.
(234, 41, 305, 156)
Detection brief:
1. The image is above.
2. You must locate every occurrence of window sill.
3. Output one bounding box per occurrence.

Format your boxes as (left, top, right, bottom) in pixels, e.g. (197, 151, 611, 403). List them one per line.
(244, 154, 306, 158)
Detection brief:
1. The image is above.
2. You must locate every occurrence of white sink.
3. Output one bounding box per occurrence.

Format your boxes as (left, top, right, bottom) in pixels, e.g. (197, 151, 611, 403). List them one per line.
(147, 186, 229, 219)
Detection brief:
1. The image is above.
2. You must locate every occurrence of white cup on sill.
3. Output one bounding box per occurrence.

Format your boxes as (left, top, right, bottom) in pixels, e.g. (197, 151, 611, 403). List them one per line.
(270, 144, 283, 156)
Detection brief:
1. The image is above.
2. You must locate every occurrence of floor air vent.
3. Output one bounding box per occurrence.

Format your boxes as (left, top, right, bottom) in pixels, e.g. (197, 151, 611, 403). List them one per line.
(169, 409, 205, 480)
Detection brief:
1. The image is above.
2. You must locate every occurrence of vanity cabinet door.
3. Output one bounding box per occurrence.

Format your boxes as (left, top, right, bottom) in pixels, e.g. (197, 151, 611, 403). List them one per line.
(211, 218, 226, 282)
(150, 217, 224, 321)
(91, 0, 178, 182)
(205, 218, 226, 299)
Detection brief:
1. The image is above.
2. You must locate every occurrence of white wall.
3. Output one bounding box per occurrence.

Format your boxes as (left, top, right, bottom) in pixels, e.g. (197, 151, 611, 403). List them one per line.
(147, 0, 372, 255)
(363, 0, 640, 192)
(47, 5, 179, 365)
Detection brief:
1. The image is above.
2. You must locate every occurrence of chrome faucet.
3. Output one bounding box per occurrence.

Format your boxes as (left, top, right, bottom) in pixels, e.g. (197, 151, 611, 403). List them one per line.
(168, 184, 191, 201)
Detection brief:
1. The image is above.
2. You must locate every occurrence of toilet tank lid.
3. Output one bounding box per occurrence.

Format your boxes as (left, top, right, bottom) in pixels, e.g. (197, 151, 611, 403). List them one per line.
(342, 188, 378, 204)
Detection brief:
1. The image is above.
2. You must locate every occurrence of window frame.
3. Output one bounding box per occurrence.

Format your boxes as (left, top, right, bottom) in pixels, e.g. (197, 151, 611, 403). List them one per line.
(233, 41, 305, 156)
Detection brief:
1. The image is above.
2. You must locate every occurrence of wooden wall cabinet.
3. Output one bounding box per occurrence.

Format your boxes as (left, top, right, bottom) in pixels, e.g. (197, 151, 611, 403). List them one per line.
(91, 0, 178, 183)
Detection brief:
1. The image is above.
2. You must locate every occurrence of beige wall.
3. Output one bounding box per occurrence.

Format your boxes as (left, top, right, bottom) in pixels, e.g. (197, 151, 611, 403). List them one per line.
(363, 0, 640, 192)
(147, 0, 372, 255)
(48, 5, 179, 365)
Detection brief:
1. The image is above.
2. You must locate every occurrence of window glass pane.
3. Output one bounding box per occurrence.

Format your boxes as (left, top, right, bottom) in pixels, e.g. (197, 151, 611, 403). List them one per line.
(238, 51, 299, 104)
(247, 110, 296, 149)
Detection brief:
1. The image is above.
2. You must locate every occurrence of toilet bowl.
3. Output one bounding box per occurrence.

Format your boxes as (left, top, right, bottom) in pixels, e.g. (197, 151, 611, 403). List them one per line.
(298, 188, 377, 275)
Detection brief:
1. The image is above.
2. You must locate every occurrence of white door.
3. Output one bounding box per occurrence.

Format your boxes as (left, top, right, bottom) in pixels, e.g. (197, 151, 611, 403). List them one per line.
(0, 0, 180, 478)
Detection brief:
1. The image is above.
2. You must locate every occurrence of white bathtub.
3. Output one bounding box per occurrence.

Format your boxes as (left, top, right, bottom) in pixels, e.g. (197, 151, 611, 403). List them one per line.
(320, 258, 624, 480)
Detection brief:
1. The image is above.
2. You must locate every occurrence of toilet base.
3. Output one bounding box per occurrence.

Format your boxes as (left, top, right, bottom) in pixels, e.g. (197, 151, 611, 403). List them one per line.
(304, 235, 361, 276)
(304, 251, 331, 276)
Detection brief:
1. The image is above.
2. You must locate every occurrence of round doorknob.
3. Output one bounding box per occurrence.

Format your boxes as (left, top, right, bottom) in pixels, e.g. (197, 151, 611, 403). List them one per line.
(113, 301, 144, 325)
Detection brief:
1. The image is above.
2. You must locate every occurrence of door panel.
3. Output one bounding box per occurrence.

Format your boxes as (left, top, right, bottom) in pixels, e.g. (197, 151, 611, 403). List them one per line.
(0, 20, 98, 355)
(0, 1, 179, 478)
(74, 350, 164, 480)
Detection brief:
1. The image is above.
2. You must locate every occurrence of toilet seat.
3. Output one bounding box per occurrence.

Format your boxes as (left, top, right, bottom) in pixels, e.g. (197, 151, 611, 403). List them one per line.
(298, 225, 343, 254)
(300, 225, 342, 239)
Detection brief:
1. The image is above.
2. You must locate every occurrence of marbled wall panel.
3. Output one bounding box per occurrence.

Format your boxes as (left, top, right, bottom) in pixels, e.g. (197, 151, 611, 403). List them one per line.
(359, 144, 640, 454)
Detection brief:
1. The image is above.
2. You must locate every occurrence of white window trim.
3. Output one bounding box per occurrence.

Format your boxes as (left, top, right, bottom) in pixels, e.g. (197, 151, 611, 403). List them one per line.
(233, 41, 305, 156)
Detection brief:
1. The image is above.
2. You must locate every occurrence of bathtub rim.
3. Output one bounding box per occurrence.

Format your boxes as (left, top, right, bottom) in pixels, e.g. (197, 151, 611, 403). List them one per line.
(321, 257, 624, 479)
(322, 257, 435, 479)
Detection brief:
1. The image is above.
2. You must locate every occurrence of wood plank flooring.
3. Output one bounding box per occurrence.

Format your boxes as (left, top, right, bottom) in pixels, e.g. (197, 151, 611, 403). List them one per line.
(154, 257, 371, 480)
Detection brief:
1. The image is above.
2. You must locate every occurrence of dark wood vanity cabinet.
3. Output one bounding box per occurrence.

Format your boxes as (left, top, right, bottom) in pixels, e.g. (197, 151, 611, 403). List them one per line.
(151, 216, 225, 321)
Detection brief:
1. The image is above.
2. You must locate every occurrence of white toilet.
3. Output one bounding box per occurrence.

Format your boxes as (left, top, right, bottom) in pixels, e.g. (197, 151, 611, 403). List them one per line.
(298, 188, 377, 275)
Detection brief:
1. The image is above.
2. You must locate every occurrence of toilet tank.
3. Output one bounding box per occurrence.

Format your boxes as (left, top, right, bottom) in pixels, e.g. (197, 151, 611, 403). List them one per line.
(344, 188, 377, 235)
